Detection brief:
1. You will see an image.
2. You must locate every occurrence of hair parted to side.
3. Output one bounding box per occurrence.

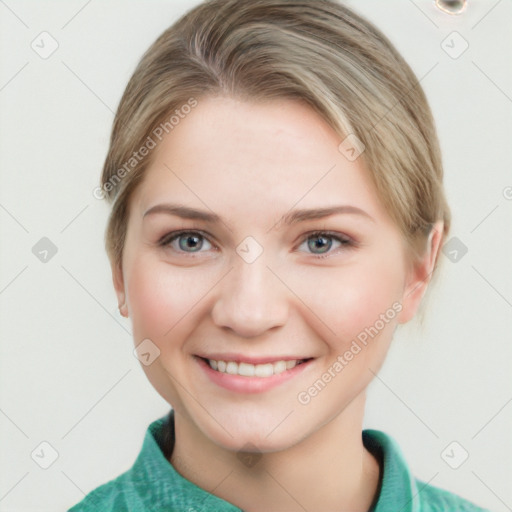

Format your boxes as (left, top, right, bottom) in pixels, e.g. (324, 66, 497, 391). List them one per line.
(101, 0, 450, 273)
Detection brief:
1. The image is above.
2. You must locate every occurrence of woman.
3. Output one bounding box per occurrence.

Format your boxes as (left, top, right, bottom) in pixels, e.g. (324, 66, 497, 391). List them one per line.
(70, 0, 491, 510)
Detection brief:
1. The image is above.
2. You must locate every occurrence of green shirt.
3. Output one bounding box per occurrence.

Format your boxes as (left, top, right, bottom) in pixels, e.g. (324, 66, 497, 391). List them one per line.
(68, 410, 491, 512)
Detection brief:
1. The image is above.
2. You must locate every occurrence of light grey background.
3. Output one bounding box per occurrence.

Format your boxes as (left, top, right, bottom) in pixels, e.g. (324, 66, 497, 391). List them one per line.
(0, 1, 511, 511)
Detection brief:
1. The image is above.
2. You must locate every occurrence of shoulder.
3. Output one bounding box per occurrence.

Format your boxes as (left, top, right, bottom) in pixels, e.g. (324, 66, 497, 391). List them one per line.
(67, 474, 131, 511)
(67, 412, 174, 511)
(362, 429, 492, 512)
(415, 478, 492, 512)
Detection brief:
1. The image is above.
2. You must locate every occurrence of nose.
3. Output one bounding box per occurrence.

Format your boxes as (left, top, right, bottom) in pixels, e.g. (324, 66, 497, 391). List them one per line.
(211, 255, 289, 338)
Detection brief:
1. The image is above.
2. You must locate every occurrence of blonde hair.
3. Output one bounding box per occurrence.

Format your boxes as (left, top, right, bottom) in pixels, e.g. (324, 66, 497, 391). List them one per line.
(100, 0, 450, 272)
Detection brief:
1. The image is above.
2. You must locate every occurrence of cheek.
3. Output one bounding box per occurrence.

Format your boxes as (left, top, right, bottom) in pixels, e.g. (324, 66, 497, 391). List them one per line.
(289, 255, 405, 348)
(125, 255, 202, 343)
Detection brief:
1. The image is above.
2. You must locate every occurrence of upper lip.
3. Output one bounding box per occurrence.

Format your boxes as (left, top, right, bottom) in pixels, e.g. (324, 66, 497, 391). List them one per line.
(196, 353, 314, 365)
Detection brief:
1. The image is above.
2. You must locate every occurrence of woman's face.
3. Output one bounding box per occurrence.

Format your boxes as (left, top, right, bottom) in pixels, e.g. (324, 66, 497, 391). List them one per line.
(114, 96, 437, 452)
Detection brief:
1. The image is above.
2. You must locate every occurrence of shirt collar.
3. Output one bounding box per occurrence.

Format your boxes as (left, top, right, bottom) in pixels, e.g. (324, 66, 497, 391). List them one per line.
(130, 409, 241, 511)
(363, 429, 421, 512)
(130, 409, 419, 511)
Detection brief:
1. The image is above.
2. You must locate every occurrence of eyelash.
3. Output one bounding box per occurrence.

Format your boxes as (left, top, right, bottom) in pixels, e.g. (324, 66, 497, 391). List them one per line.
(157, 229, 356, 259)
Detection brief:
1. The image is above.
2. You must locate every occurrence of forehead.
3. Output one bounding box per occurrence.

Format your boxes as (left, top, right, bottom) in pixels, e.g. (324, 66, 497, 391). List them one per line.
(132, 96, 388, 226)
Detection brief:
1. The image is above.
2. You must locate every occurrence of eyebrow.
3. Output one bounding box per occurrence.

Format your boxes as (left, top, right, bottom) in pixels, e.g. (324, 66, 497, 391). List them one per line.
(142, 203, 374, 226)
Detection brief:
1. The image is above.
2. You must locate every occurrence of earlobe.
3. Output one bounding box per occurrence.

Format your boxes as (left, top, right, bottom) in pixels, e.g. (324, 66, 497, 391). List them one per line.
(111, 261, 129, 318)
(397, 221, 444, 324)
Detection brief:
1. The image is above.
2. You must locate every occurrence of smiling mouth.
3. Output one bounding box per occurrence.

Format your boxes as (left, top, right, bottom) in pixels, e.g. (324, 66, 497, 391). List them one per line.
(198, 357, 313, 378)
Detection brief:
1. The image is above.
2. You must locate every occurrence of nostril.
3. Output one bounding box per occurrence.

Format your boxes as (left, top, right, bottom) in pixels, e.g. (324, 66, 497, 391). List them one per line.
(435, 0, 467, 15)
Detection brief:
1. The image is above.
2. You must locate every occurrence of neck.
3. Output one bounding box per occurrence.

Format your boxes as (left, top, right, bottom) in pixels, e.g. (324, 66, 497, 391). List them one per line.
(170, 393, 381, 512)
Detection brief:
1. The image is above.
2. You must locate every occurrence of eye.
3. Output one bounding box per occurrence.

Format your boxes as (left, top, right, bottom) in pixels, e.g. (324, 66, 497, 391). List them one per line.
(158, 229, 355, 259)
(297, 231, 355, 258)
(158, 230, 214, 255)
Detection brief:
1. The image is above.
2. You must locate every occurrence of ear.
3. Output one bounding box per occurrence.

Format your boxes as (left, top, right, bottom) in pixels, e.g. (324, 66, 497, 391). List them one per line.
(397, 221, 444, 324)
(111, 260, 128, 318)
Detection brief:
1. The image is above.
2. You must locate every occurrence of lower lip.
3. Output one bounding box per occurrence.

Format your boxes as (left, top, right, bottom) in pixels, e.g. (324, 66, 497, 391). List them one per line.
(195, 357, 314, 394)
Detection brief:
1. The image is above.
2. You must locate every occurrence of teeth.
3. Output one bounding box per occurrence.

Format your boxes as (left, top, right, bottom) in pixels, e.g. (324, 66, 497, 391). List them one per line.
(255, 363, 273, 378)
(226, 361, 238, 375)
(207, 358, 303, 377)
(285, 360, 296, 370)
(274, 360, 287, 374)
(238, 362, 255, 377)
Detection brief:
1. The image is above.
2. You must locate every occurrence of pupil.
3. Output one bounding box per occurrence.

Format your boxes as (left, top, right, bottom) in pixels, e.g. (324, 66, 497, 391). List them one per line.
(180, 234, 201, 252)
(309, 235, 331, 254)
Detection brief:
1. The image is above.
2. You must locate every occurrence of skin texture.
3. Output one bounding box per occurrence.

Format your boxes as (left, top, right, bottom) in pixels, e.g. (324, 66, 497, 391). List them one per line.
(112, 95, 443, 512)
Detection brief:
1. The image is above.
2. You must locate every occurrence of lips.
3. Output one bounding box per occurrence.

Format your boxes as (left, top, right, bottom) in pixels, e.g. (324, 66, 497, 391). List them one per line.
(195, 355, 315, 393)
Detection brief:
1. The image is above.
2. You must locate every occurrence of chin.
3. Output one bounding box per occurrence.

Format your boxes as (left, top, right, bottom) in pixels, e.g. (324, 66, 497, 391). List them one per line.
(210, 426, 301, 454)
(192, 405, 311, 454)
